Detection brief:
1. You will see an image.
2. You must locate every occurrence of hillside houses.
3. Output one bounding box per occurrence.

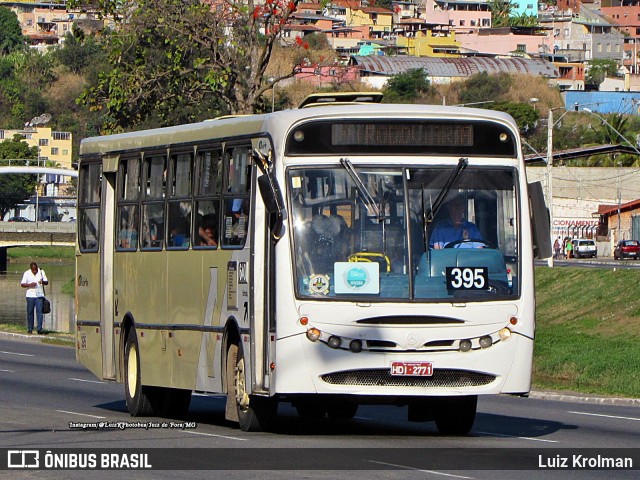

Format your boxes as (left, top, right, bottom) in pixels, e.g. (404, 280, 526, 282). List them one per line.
(3, 0, 640, 92)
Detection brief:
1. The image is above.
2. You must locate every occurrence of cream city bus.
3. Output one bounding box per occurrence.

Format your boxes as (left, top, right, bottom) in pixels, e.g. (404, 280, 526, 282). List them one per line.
(76, 98, 551, 434)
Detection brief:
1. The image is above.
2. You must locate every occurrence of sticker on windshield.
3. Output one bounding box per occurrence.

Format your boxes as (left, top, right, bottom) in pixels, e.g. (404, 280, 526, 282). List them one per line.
(334, 262, 379, 294)
(308, 274, 330, 295)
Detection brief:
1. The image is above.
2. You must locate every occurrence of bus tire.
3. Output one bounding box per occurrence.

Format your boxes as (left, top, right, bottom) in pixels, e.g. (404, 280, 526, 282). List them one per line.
(227, 342, 276, 432)
(124, 328, 155, 416)
(434, 395, 477, 435)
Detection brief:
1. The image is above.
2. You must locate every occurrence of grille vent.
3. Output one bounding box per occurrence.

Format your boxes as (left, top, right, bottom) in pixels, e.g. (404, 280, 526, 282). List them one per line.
(321, 369, 495, 388)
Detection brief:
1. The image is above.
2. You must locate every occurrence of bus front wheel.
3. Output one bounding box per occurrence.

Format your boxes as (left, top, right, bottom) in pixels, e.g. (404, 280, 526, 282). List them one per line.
(124, 328, 155, 416)
(434, 395, 477, 435)
(226, 342, 276, 432)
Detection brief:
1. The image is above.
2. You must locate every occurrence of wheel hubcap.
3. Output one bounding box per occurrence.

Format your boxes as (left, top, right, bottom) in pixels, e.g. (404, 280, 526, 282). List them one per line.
(127, 345, 137, 395)
(235, 356, 250, 409)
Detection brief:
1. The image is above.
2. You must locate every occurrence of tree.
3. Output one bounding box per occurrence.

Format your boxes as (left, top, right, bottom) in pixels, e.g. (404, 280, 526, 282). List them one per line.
(458, 72, 512, 105)
(585, 59, 620, 87)
(69, 0, 304, 132)
(383, 69, 430, 103)
(489, 0, 513, 28)
(0, 7, 25, 55)
(489, 102, 539, 132)
(0, 136, 38, 220)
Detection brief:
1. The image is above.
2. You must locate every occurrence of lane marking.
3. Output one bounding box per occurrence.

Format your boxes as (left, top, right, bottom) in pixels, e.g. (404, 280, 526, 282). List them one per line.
(69, 377, 106, 385)
(0, 350, 34, 357)
(476, 431, 558, 443)
(569, 411, 640, 422)
(367, 460, 474, 479)
(182, 430, 246, 441)
(0, 369, 15, 373)
(56, 410, 106, 419)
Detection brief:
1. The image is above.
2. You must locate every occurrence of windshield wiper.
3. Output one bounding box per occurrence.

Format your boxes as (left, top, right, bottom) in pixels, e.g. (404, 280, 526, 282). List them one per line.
(424, 157, 468, 224)
(340, 158, 382, 219)
(423, 157, 469, 250)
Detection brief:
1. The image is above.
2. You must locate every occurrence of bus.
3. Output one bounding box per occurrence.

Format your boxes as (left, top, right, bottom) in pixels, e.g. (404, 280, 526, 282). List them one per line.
(75, 98, 551, 434)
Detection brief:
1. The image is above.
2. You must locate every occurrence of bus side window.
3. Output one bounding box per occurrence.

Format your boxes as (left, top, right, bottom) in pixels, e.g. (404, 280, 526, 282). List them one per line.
(78, 161, 101, 251)
(167, 152, 193, 249)
(141, 154, 166, 250)
(222, 146, 251, 248)
(194, 148, 221, 248)
(116, 157, 140, 251)
(223, 198, 248, 246)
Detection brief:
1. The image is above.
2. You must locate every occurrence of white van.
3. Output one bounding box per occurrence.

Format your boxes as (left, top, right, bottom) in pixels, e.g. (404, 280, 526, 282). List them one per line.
(572, 239, 597, 259)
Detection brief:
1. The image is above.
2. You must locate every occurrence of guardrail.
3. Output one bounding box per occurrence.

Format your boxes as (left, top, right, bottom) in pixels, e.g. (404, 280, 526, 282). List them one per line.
(0, 222, 76, 234)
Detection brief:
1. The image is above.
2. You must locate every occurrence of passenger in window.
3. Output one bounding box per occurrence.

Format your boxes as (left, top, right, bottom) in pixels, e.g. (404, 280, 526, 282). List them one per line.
(170, 227, 186, 247)
(199, 214, 218, 247)
(429, 195, 483, 249)
(119, 221, 138, 249)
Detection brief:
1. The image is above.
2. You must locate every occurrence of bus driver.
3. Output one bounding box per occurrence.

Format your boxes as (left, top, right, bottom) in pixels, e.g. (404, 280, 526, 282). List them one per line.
(429, 195, 483, 249)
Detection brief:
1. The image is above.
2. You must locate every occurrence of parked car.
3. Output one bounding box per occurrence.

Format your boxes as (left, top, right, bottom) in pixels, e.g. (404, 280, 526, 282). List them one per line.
(6, 216, 32, 222)
(614, 240, 640, 260)
(572, 239, 597, 259)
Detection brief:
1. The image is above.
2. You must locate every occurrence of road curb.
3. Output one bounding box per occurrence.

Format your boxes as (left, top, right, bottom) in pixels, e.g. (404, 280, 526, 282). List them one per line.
(0, 330, 74, 345)
(530, 390, 640, 407)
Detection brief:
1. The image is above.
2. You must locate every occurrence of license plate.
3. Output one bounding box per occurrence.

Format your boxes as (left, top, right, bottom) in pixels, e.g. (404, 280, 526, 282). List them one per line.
(390, 361, 433, 377)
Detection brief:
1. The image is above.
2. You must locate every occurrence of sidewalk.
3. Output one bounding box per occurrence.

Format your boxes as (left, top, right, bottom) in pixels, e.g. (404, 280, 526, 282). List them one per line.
(0, 328, 74, 345)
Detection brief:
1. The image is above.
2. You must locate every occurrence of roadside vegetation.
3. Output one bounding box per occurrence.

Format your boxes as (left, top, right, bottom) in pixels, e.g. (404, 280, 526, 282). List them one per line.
(534, 266, 640, 398)
(7, 246, 73, 260)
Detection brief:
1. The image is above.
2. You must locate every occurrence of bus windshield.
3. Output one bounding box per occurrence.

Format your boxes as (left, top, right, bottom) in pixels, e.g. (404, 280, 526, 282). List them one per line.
(289, 164, 518, 301)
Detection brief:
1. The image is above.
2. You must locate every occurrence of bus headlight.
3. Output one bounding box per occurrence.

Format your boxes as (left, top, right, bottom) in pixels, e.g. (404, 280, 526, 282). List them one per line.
(459, 339, 472, 352)
(479, 336, 493, 348)
(328, 336, 342, 349)
(498, 328, 512, 341)
(349, 339, 363, 353)
(306, 328, 321, 342)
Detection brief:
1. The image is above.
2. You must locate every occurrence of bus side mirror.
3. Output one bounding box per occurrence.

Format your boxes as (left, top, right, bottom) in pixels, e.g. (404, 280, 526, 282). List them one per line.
(258, 173, 285, 242)
(529, 181, 552, 259)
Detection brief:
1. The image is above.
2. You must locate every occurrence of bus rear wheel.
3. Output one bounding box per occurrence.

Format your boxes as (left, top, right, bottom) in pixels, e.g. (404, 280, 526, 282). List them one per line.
(226, 342, 276, 432)
(434, 395, 477, 435)
(124, 328, 155, 416)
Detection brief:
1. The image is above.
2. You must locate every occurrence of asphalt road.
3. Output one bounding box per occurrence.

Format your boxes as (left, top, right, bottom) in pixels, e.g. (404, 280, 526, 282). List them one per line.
(0, 338, 639, 480)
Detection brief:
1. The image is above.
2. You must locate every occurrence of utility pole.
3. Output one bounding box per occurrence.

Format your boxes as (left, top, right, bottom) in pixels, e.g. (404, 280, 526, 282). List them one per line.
(547, 109, 554, 267)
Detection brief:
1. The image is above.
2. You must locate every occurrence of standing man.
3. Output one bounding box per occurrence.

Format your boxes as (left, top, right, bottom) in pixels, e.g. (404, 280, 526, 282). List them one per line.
(20, 262, 49, 334)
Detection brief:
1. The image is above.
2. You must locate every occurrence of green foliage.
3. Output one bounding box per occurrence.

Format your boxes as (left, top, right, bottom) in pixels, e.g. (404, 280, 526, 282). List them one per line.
(585, 58, 619, 86)
(489, 102, 539, 131)
(52, 32, 106, 75)
(0, 136, 38, 219)
(72, 0, 302, 131)
(509, 13, 539, 27)
(383, 68, 430, 103)
(0, 7, 25, 55)
(458, 72, 512, 105)
(489, 0, 513, 28)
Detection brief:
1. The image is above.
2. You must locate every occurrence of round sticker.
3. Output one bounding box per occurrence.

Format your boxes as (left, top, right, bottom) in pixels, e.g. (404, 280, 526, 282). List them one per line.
(308, 274, 330, 295)
(344, 267, 369, 289)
